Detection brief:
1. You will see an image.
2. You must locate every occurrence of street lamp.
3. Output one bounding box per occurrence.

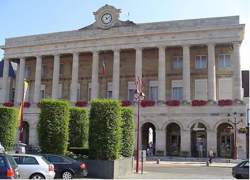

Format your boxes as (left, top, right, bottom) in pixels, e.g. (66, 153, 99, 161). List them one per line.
(227, 112, 244, 159)
(134, 76, 145, 173)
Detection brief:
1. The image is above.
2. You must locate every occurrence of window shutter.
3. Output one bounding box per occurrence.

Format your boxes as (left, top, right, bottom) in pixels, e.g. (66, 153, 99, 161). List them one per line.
(195, 79, 207, 100)
(218, 78, 232, 99)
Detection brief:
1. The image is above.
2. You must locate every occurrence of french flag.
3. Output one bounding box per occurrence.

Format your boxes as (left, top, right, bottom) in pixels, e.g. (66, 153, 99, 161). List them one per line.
(101, 59, 106, 75)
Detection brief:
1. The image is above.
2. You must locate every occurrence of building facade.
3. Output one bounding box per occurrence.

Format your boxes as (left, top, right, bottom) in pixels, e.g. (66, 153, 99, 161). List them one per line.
(0, 5, 247, 158)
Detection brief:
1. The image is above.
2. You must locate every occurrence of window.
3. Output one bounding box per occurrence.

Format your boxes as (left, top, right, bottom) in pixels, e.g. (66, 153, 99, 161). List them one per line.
(59, 63, 64, 76)
(77, 83, 81, 100)
(107, 82, 112, 98)
(13, 156, 39, 165)
(40, 85, 46, 99)
(195, 55, 207, 69)
(218, 78, 232, 99)
(25, 66, 31, 79)
(41, 64, 46, 77)
(47, 155, 69, 163)
(172, 56, 183, 70)
(171, 80, 183, 100)
(149, 81, 158, 101)
(128, 81, 136, 102)
(218, 54, 231, 69)
(195, 79, 208, 100)
(172, 87, 183, 100)
(0, 157, 5, 167)
(88, 83, 91, 101)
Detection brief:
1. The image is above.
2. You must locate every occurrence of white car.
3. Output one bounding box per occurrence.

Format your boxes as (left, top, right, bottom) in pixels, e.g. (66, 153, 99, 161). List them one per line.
(11, 154, 55, 179)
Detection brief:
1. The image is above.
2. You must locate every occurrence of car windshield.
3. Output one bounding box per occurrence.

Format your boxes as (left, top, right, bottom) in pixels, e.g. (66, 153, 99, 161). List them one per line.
(6, 155, 17, 169)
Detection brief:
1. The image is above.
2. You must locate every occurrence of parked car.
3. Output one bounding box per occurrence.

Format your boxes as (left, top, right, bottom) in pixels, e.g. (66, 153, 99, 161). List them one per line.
(0, 153, 20, 179)
(232, 160, 249, 179)
(11, 154, 55, 179)
(42, 154, 88, 179)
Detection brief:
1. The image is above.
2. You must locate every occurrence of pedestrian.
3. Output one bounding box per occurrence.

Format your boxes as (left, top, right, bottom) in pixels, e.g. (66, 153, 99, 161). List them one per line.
(208, 149, 214, 164)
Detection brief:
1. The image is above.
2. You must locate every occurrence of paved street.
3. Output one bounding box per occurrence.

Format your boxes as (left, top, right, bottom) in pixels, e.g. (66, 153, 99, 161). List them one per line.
(124, 162, 233, 179)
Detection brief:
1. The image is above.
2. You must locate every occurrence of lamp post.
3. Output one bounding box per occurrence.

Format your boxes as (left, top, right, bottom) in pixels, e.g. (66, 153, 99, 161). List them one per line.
(134, 76, 145, 173)
(227, 112, 244, 159)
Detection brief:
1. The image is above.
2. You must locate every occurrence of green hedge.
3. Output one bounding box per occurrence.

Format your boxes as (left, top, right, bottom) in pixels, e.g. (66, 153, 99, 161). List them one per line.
(38, 99, 69, 155)
(69, 107, 88, 148)
(0, 107, 18, 151)
(121, 107, 135, 157)
(89, 99, 122, 160)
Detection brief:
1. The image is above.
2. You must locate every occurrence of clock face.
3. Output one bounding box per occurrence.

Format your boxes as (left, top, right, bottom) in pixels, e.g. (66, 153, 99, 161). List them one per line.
(101, 13, 112, 24)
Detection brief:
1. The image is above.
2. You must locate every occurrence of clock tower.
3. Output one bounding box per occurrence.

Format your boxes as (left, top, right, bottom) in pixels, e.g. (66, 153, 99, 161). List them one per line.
(93, 4, 121, 29)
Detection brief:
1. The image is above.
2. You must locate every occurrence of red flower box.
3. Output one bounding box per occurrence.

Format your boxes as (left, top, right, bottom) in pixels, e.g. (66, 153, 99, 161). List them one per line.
(192, 100, 207, 106)
(75, 101, 88, 107)
(166, 100, 180, 106)
(140, 100, 155, 107)
(218, 99, 233, 106)
(121, 100, 132, 107)
(24, 102, 31, 108)
(3, 102, 14, 107)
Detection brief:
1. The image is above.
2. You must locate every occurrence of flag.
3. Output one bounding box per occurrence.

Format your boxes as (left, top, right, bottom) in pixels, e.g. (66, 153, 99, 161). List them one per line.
(18, 80, 29, 131)
(101, 60, 106, 75)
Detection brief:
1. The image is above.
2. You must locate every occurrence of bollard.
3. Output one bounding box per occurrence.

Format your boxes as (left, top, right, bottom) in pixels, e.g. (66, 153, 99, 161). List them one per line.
(156, 159, 160, 164)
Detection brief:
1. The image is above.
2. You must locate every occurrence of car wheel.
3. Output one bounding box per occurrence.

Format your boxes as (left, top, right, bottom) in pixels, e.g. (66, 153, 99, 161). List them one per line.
(62, 170, 73, 179)
(235, 174, 242, 179)
(30, 173, 45, 179)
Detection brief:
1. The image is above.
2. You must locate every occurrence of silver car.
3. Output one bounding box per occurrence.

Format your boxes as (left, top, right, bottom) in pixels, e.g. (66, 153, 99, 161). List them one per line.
(11, 154, 55, 179)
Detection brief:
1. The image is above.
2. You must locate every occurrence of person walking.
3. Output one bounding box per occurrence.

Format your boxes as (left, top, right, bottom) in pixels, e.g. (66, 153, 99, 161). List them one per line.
(208, 149, 214, 164)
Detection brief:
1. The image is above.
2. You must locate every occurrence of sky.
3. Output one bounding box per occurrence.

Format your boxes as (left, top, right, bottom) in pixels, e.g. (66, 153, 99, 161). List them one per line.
(0, 0, 249, 70)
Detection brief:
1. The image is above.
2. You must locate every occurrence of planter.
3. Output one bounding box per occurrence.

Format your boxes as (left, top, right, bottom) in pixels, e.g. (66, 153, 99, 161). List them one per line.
(218, 99, 233, 106)
(3, 102, 14, 107)
(75, 101, 88, 107)
(121, 100, 132, 107)
(166, 100, 180, 106)
(86, 157, 133, 179)
(140, 100, 155, 107)
(24, 102, 31, 108)
(191, 100, 207, 106)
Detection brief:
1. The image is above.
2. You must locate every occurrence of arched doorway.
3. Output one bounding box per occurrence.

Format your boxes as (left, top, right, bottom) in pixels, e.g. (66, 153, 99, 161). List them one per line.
(141, 122, 156, 155)
(217, 123, 234, 158)
(191, 122, 207, 157)
(166, 123, 181, 156)
(22, 121, 29, 145)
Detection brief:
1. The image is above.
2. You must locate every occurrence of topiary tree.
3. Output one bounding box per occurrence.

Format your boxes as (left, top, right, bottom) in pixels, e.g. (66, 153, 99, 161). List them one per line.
(121, 107, 135, 157)
(38, 99, 69, 155)
(69, 107, 88, 148)
(89, 99, 122, 160)
(0, 107, 18, 151)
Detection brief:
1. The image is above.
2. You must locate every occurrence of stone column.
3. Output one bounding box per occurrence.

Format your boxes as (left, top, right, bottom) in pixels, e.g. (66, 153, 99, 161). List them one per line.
(1, 59, 10, 103)
(183, 45, 191, 101)
(16, 57, 26, 104)
(135, 47, 142, 79)
(70, 52, 79, 102)
(52, 54, 60, 99)
(207, 130, 217, 156)
(33, 56, 42, 103)
(181, 129, 191, 156)
(232, 42, 242, 100)
(112, 49, 120, 99)
(208, 43, 216, 101)
(155, 129, 166, 155)
(14, 65, 20, 104)
(91, 51, 99, 100)
(158, 46, 166, 102)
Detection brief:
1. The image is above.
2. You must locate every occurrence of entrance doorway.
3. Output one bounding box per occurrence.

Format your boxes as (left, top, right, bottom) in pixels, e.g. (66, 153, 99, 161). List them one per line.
(166, 123, 181, 156)
(191, 123, 207, 157)
(141, 122, 156, 155)
(22, 121, 29, 145)
(217, 123, 234, 158)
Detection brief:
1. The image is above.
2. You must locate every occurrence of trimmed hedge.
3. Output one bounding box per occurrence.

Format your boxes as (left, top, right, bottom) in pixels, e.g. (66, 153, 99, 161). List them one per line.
(121, 107, 135, 157)
(69, 107, 88, 148)
(89, 99, 122, 160)
(0, 107, 18, 151)
(38, 99, 69, 155)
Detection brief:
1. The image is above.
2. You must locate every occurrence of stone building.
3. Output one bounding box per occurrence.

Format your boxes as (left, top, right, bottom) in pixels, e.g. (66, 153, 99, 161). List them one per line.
(0, 5, 247, 158)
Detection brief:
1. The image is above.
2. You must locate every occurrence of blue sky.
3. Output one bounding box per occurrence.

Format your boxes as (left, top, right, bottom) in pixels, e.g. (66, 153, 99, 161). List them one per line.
(0, 0, 249, 70)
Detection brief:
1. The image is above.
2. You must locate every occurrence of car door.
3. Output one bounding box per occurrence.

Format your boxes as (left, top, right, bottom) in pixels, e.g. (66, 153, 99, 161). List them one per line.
(46, 155, 71, 177)
(241, 161, 249, 179)
(13, 155, 40, 179)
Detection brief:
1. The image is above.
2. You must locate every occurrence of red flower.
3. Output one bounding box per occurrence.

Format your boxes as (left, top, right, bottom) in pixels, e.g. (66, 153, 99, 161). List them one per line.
(166, 100, 180, 106)
(140, 100, 155, 107)
(75, 101, 88, 107)
(24, 102, 31, 108)
(192, 100, 207, 106)
(121, 100, 132, 107)
(218, 99, 233, 106)
(3, 102, 14, 107)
